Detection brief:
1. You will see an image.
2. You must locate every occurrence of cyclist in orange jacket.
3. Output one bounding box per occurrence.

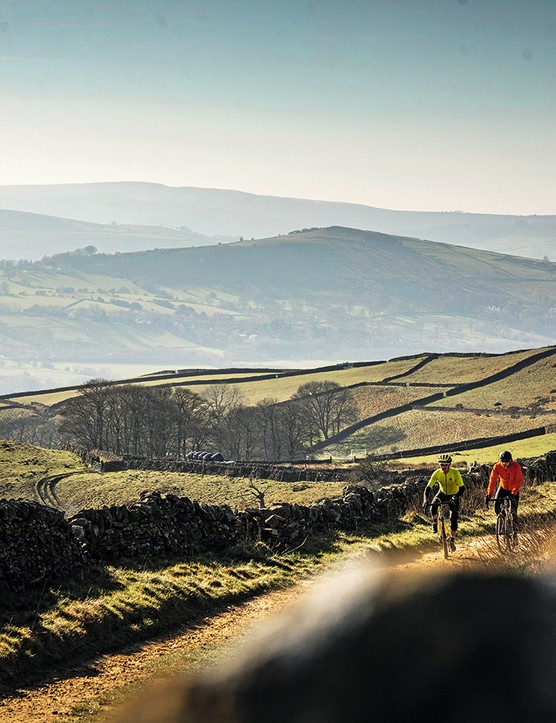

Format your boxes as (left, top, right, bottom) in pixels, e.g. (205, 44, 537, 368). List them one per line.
(486, 450, 523, 542)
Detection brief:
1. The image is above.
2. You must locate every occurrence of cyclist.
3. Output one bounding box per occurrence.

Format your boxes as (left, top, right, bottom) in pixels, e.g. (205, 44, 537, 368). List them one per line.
(486, 450, 522, 542)
(423, 453, 465, 552)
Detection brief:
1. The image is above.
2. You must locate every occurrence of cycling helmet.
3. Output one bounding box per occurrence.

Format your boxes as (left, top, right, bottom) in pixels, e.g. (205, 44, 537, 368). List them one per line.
(499, 450, 512, 463)
(437, 453, 452, 463)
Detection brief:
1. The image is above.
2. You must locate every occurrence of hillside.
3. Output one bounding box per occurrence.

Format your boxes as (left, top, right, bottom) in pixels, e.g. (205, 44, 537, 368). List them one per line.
(0, 208, 230, 259)
(0, 182, 554, 261)
(0, 226, 554, 393)
(3, 345, 556, 465)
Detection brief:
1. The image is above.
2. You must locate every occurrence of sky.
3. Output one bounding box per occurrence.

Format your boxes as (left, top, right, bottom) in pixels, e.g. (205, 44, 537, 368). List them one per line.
(0, 0, 554, 215)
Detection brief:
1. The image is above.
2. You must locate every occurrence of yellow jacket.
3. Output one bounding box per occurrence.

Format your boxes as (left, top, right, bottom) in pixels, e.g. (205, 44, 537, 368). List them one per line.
(426, 468, 465, 496)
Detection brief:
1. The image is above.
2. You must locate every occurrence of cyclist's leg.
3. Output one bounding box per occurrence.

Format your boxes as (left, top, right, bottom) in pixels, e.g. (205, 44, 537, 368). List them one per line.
(449, 496, 459, 534)
(493, 490, 503, 516)
(430, 500, 439, 533)
(497, 488, 515, 544)
(511, 492, 520, 538)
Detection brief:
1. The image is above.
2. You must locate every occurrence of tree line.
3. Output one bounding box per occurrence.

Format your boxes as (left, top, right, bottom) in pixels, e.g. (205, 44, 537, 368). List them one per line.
(0, 379, 357, 461)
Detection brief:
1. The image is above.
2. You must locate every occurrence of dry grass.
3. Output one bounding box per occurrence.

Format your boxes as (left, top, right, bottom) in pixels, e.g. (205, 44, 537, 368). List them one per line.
(0, 534, 365, 684)
(427, 354, 556, 411)
(54, 470, 347, 516)
(395, 347, 546, 385)
(349, 384, 446, 418)
(326, 408, 556, 457)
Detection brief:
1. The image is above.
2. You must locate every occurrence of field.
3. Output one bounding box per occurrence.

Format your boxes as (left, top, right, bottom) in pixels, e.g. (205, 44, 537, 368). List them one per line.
(0, 441, 85, 501)
(3, 345, 556, 463)
(326, 408, 556, 457)
(398, 431, 556, 466)
(389, 347, 546, 385)
(54, 470, 349, 516)
(427, 353, 556, 411)
(5, 356, 427, 407)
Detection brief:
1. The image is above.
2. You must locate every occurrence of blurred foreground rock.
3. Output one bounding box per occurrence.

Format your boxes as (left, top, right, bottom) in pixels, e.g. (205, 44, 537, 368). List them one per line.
(111, 562, 556, 723)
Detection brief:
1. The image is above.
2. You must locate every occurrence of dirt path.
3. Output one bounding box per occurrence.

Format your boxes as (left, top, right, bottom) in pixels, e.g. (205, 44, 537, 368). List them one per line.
(0, 533, 507, 723)
(0, 582, 314, 723)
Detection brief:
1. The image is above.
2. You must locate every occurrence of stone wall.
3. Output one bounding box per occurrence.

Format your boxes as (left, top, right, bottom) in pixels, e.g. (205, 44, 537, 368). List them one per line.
(0, 498, 84, 591)
(94, 454, 353, 483)
(2, 451, 556, 589)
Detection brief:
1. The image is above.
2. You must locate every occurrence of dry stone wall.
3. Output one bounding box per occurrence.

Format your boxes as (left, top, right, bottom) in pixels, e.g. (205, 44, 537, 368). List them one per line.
(2, 451, 556, 589)
(0, 499, 84, 591)
(93, 454, 352, 483)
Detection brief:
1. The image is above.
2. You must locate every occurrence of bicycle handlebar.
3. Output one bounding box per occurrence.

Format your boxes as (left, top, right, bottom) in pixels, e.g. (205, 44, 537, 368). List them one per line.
(424, 498, 456, 509)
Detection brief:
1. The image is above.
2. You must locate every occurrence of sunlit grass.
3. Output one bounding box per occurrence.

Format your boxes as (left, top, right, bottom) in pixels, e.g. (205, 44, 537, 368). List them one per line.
(0, 441, 85, 501)
(397, 433, 556, 466)
(55, 469, 348, 514)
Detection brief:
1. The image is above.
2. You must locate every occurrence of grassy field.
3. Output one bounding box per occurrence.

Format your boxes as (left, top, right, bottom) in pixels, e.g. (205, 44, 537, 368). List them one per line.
(0, 441, 351, 512)
(3, 346, 556, 466)
(0, 441, 85, 502)
(326, 408, 556, 458)
(427, 353, 556, 411)
(6, 346, 549, 413)
(349, 384, 447, 419)
(397, 432, 556, 467)
(54, 470, 349, 517)
(5, 356, 427, 407)
(390, 347, 547, 385)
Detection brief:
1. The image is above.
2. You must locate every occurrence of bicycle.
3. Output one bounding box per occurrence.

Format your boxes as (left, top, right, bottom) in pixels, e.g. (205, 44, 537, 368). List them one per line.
(488, 496, 516, 553)
(426, 498, 456, 559)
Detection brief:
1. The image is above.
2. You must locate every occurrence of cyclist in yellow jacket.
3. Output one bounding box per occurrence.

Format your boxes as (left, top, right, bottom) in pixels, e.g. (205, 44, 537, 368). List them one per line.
(423, 453, 465, 552)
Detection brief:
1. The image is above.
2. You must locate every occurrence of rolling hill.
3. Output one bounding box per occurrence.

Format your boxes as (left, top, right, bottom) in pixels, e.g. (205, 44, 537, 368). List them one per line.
(0, 181, 554, 260)
(0, 226, 554, 394)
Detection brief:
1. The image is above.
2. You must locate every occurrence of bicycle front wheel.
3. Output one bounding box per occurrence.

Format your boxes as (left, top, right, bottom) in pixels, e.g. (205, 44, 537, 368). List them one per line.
(496, 514, 512, 553)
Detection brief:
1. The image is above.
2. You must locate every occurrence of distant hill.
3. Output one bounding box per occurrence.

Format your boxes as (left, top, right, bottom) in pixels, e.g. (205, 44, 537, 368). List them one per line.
(0, 208, 233, 259)
(0, 225, 545, 384)
(47, 225, 556, 310)
(0, 181, 554, 260)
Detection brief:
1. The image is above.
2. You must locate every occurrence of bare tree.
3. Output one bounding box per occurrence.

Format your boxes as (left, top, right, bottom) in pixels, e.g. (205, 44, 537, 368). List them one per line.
(292, 381, 356, 442)
(171, 387, 207, 457)
(59, 378, 112, 450)
(257, 397, 284, 460)
(278, 400, 312, 460)
(202, 385, 244, 451)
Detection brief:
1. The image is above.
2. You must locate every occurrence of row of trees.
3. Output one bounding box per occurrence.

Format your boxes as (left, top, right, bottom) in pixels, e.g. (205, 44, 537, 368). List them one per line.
(18, 379, 357, 461)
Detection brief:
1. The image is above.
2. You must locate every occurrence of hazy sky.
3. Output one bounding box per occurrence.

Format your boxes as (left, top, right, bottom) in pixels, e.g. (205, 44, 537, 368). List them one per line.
(0, 0, 554, 214)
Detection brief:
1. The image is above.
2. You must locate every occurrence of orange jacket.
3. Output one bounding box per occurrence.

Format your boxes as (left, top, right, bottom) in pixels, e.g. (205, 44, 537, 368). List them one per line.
(488, 460, 523, 496)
